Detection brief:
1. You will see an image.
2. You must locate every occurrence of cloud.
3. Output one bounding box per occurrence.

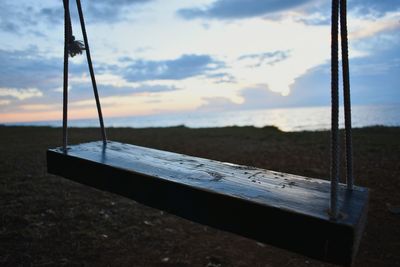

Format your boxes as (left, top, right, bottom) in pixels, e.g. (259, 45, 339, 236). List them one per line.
(197, 87, 293, 113)
(0, 0, 154, 36)
(0, 2, 38, 34)
(349, 0, 400, 18)
(284, 45, 400, 106)
(70, 82, 179, 100)
(296, 12, 330, 26)
(69, 84, 178, 110)
(178, 0, 311, 20)
(178, 0, 400, 23)
(39, 7, 64, 25)
(0, 47, 83, 93)
(299, 0, 400, 25)
(0, 46, 182, 113)
(349, 15, 400, 40)
(84, 0, 153, 23)
(0, 48, 58, 90)
(346, 47, 400, 104)
(0, 88, 43, 100)
(198, 43, 400, 112)
(123, 54, 225, 82)
(196, 97, 239, 112)
(0, 47, 62, 112)
(40, 0, 155, 25)
(238, 50, 290, 67)
(18, 104, 55, 111)
(206, 72, 237, 84)
(0, 20, 20, 33)
(0, 47, 111, 97)
(196, 78, 329, 113)
(0, 47, 191, 97)
(0, 100, 11, 106)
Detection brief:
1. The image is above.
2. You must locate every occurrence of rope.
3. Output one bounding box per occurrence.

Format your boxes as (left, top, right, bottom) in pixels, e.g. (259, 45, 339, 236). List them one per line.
(330, 0, 340, 219)
(61, 0, 107, 149)
(62, 0, 85, 57)
(62, 0, 70, 151)
(330, 0, 354, 219)
(76, 0, 107, 144)
(340, 0, 354, 190)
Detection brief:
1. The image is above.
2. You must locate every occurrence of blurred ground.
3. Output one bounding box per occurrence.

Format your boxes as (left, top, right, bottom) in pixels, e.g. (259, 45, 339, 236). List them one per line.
(0, 126, 399, 267)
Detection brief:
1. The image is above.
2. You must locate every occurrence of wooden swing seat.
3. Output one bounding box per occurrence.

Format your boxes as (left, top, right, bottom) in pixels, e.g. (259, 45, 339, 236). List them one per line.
(47, 141, 368, 266)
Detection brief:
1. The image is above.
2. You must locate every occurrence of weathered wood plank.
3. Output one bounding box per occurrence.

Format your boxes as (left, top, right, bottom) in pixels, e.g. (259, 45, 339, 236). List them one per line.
(47, 141, 368, 266)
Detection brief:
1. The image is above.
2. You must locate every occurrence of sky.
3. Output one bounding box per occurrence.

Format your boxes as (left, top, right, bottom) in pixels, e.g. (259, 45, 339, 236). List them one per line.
(0, 0, 399, 123)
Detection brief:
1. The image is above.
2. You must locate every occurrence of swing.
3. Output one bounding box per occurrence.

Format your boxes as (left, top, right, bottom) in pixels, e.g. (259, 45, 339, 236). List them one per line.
(47, 1, 368, 266)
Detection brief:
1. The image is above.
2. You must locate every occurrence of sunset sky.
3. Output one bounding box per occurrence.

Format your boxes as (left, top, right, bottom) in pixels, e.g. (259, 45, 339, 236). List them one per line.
(0, 0, 399, 123)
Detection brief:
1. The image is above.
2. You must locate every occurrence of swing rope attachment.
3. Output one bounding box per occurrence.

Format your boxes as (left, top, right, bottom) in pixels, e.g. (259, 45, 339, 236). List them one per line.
(62, 0, 107, 151)
(62, 0, 85, 57)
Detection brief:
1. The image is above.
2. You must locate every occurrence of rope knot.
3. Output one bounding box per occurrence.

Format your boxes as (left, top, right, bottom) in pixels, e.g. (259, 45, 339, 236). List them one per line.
(68, 35, 85, 57)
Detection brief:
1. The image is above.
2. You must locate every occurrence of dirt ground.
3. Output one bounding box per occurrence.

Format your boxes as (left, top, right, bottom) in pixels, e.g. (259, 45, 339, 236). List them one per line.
(0, 126, 399, 267)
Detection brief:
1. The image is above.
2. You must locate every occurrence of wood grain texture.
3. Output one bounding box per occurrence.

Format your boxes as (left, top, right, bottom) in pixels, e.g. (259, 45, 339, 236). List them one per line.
(47, 141, 368, 266)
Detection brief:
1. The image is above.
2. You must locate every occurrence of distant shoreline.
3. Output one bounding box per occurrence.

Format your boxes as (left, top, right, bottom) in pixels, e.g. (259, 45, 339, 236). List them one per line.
(2, 105, 399, 132)
(1, 124, 399, 133)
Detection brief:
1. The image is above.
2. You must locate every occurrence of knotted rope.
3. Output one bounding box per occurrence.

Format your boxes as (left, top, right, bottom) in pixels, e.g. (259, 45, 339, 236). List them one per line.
(62, 0, 107, 151)
(62, 0, 85, 57)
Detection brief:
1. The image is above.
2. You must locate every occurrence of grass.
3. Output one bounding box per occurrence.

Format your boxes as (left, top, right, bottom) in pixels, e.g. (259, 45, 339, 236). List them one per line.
(0, 126, 399, 267)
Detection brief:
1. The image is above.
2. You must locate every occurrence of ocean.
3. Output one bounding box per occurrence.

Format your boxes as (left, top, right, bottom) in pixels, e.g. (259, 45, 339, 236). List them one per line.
(6, 104, 400, 132)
